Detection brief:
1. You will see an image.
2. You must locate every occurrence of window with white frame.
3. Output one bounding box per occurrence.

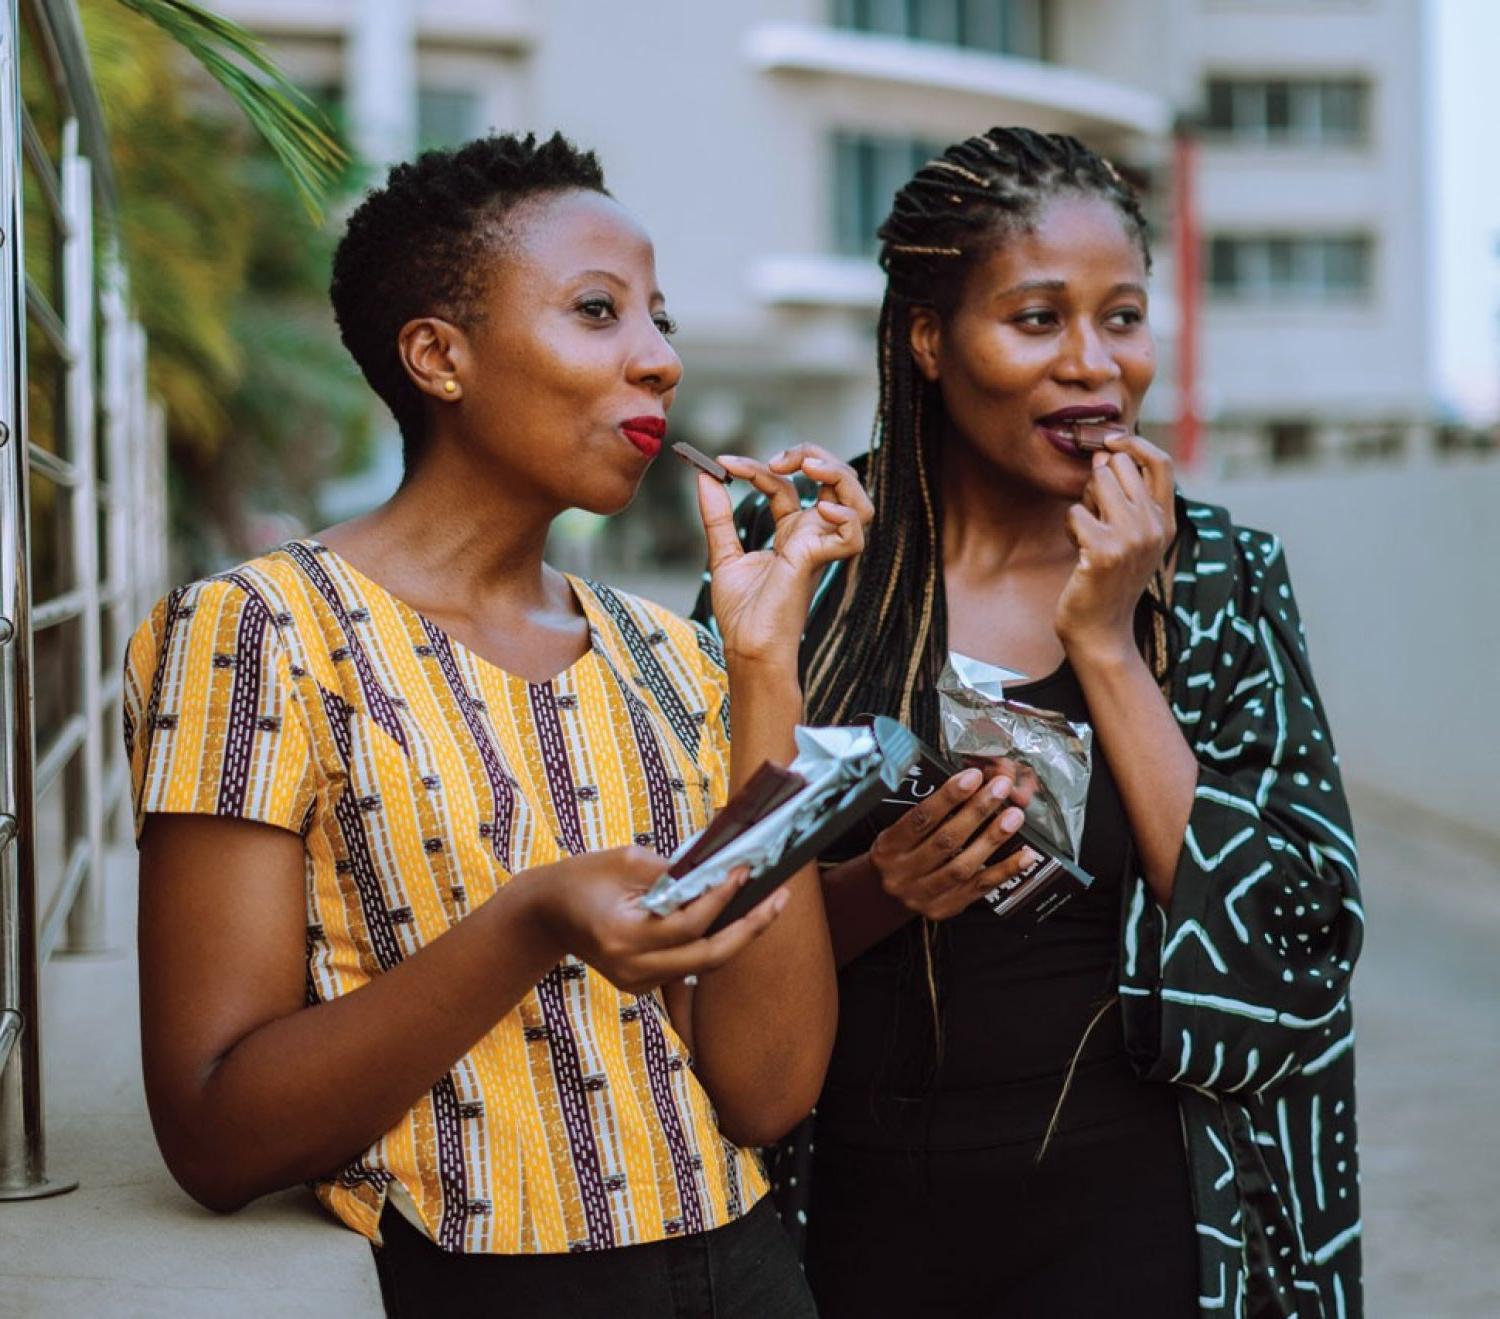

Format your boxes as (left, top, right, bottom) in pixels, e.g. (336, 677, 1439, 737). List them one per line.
(1203, 77, 1370, 146)
(832, 0, 1047, 59)
(1207, 234, 1373, 301)
(833, 133, 947, 256)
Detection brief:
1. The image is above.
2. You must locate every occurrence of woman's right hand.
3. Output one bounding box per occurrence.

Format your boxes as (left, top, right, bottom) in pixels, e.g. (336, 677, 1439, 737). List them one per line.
(868, 768, 1039, 921)
(523, 845, 787, 993)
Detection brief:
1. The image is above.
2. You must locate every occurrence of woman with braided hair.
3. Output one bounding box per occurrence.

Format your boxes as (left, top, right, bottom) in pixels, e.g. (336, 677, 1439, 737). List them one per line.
(696, 127, 1362, 1317)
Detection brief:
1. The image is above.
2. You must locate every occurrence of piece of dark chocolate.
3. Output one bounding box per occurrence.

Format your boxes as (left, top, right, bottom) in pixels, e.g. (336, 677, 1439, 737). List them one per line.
(670, 441, 732, 483)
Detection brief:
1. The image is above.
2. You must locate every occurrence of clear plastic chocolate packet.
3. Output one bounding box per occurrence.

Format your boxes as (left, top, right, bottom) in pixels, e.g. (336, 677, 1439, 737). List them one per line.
(937, 654, 1096, 924)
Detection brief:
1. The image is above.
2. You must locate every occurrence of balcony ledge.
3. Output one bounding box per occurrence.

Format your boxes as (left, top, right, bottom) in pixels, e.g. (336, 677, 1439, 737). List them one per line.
(748, 254, 885, 310)
(743, 22, 1171, 140)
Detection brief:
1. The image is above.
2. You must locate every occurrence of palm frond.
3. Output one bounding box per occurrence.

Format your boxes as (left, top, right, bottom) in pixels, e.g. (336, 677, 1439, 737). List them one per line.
(114, 0, 347, 219)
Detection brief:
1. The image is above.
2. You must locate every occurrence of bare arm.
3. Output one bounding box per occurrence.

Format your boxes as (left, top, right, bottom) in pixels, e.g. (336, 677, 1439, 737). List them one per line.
(1058, 434, 1193, 905)
(1068, 646, 1196, 906)
(688, 661, 835, 1146)
(139, 817, 778, 1212)
(680, 445, 867, 1146)
(819, 768, 1036, 965)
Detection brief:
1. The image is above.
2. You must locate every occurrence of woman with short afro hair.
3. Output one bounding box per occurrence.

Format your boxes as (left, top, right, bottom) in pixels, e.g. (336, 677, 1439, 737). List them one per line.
(124, 132, 870, 1317)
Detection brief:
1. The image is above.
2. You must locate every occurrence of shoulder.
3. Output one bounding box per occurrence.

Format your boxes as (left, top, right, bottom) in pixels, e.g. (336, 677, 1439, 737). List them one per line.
(126, 547, 317, 669)
(1177, 497, 1289, 614)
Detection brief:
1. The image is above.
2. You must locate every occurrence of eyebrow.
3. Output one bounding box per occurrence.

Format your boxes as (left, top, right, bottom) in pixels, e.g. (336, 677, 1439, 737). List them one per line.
(995, 278, 1148, 300)
(573, 269, 667, 303)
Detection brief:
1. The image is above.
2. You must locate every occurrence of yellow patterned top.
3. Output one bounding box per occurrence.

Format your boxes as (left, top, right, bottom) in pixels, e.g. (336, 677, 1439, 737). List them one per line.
(124, 542, 766, 1253)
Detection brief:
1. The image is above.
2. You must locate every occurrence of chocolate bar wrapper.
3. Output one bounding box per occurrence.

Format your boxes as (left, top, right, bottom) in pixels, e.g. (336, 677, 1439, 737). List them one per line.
(824, 729, 1093, 931)
(938, 654, 1093, 863)
(641, 717, 921, 931)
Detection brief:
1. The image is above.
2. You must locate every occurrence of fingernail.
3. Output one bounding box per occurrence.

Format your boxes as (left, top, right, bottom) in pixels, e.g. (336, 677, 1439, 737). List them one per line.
(1021, 848, 1042, 868)
(989, 777, 1010, 800)
(771, 890, 790, 913)
(1001, 807, 1025, 832)
(770, 450, 787, 464)
(958, 768, 982, 791)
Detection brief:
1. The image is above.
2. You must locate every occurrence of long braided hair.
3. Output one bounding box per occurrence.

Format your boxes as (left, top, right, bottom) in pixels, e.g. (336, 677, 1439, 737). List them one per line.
(804, 127, 1165, 743)
(802, 128, 1169, 1075)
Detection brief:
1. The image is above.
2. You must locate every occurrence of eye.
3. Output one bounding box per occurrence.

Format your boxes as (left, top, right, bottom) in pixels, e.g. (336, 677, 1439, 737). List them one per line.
(1106, 306, 1146, 329)
(1012, 308, 1059, 331)
(576, 296, 617, 322)
(653, 312, 678, 337)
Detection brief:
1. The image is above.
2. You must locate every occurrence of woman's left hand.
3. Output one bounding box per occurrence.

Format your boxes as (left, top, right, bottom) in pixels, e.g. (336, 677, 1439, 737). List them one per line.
(698, 444, 873, 670)
(1055, 433, 1176, 662)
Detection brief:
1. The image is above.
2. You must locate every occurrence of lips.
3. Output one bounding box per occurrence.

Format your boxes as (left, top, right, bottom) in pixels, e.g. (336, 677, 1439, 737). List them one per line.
(1034, 404, 1122, 459)
(620, 416, 666, 459)
(1035, 404, 1122, 427)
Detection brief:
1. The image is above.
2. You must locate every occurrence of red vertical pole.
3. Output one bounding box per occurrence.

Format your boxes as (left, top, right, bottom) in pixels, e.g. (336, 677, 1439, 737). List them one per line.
(1173, 128, 1203, 471)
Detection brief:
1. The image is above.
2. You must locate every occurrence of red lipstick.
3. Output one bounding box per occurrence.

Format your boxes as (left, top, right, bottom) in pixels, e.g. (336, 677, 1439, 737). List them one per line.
(620, 416, 666, 458)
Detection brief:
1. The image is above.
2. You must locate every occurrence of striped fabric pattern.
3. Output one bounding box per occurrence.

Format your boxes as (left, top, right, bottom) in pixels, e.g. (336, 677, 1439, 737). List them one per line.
(124, 542, 764, 1253)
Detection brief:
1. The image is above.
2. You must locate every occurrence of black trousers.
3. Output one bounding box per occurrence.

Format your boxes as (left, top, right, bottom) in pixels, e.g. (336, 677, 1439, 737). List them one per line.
(372, 1196, 817, 1319)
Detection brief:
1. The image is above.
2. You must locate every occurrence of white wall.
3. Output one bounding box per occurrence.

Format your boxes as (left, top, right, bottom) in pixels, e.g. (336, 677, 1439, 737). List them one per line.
(1193, 459, 1498, 841)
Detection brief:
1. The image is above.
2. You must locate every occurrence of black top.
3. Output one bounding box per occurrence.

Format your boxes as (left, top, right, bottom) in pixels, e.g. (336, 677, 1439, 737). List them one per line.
(818, 660, 1167, 1150)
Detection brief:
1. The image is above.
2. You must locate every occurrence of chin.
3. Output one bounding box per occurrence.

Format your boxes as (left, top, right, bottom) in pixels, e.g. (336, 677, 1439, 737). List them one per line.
(571, 474, 644, 519)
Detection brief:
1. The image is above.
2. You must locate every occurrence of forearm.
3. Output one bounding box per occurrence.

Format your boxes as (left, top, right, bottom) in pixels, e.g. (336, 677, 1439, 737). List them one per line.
(150, 878, 561, 1210)
(691, 661, 836, 1146)
(822, 854, 913, 966)
(1069, 644, 1198, 906)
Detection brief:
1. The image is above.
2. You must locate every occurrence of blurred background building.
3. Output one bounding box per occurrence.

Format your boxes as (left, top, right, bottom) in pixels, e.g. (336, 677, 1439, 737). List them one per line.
(212, 0, 1487, 505)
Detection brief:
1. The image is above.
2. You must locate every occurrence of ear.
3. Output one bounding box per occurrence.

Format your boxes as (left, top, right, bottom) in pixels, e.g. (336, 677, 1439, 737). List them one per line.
(398, 317, 471, 401)
(907, 306, 943, 383)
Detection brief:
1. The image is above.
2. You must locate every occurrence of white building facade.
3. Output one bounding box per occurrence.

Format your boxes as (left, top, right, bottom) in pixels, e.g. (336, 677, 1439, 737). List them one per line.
(210, 0, 1446, 513)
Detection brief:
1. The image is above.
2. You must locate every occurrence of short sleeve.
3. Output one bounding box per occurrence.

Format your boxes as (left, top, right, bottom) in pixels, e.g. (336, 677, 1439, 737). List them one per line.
(124, 577, 317, 840)
(692, 621, 732, 812)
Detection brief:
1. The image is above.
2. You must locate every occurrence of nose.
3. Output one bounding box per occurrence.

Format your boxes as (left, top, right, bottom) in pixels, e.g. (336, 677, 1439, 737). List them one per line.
(1054, 318, 1122, 391)
(627, 315, 683, 397)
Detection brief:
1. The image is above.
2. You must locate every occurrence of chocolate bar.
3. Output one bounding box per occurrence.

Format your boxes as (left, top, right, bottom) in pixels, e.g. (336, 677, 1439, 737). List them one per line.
(1072, 422, 1130, 453)
(641, 719, 922, 933)
(824, 730, 1092, 931)
(671, 441, 732, 483)
(668, 763, 805, 878)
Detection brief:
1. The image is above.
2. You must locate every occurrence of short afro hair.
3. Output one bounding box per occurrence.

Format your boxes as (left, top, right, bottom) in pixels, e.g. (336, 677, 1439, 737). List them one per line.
(330, 131, 609, 471)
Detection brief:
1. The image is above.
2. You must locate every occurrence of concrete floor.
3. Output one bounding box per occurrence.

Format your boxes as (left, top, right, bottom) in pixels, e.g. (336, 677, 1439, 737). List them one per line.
(0, 800, 1495, 1317)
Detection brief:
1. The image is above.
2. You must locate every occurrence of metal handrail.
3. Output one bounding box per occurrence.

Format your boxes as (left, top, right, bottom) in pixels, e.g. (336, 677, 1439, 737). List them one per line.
(24, 277, 71, 362)
(38, 838, 88, 962)
(2, 0, 163, 1201)
(19, 106, 66, 235)
(28, 588, 83, 631)
(0, 1010, 20, 1080)
(26, 442, 75, 486)
(33, 713, 84, 799)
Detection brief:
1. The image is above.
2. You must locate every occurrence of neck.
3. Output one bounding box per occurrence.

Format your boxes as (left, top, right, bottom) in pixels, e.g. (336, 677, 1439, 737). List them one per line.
(939, 430, 1076, 579)
(325, 429, 562, 614)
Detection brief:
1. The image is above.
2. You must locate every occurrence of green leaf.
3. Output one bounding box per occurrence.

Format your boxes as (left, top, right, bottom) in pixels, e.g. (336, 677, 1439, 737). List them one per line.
(113, 0, 347, 218)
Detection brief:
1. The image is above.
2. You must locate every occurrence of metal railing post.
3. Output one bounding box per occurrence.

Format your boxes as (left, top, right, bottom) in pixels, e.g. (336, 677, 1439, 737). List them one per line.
(0, 0, 76, 1200)
(98, 262, 130, 840)
(61, 122, 104, 954)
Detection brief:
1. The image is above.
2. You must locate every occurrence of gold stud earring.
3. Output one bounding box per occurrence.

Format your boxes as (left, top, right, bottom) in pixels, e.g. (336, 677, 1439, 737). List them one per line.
(443, 380, 457, 395)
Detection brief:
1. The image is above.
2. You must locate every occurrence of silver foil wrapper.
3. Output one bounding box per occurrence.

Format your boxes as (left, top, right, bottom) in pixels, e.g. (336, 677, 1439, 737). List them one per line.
(641, 724, 904, 917)
(937, 653, 1094, 861)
